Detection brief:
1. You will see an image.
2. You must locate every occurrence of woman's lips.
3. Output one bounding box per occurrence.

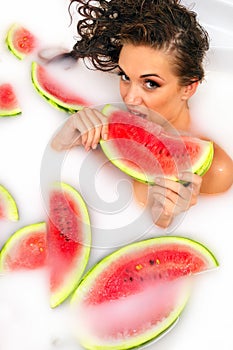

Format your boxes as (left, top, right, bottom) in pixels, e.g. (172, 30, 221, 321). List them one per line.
(127, 108, 148, 119)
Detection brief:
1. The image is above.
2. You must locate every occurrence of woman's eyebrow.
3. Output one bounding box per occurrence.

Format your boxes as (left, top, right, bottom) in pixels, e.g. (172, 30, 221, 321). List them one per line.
(117, 66, 164, 81)
(140, 73, 165, 81)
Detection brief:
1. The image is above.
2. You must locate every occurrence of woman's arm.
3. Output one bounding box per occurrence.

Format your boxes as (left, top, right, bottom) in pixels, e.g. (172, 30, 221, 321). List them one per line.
(51, 108, 108, 151)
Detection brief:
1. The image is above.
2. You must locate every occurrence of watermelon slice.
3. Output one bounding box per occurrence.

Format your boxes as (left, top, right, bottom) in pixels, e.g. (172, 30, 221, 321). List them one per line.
(47, 182, 91, 308)
(71, 236, 218, 349)
(0, 222, 46, 271)
(0, 184, 19, 221)
(5, 23, 37, 60)
(100, 105, 214, 184)
(31, 61, 90, 113)
(0, 83, 21, 117)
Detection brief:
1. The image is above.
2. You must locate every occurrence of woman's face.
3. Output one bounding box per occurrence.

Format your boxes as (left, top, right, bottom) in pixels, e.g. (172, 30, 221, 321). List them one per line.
(118, 44, 195, 127)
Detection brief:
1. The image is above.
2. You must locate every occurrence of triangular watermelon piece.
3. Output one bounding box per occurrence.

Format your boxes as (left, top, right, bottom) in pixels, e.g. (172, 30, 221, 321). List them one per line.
(31, 61, 90, 113)
(6, 23, 38, 60)
(0, 84, 21, 117)
(100, 105, 214, 184)
(0, 223, 46, 271)
(47, 182, 92, 308)
(71, 236, 218, 349)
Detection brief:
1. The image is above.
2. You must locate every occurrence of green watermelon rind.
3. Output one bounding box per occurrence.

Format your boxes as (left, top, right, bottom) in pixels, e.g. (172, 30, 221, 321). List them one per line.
(31, 61, 85, 114)
(0, 222, 46, 272)
(5, 23, 35, 60)
(49, 182, 92, 308)
(195, 142, 214, 176)
(100, 104, 214, 184)
(0, 108, 21, 117)
(0, 184, 19, 221)
(71, 236, 218, 349)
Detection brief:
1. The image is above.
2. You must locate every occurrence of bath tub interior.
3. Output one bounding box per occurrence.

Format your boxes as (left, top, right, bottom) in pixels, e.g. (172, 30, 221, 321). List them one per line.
(0, 0, 232, 349)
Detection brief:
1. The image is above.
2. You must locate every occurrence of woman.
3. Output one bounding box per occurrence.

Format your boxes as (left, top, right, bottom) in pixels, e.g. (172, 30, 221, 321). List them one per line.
(51, 0, 233, 228)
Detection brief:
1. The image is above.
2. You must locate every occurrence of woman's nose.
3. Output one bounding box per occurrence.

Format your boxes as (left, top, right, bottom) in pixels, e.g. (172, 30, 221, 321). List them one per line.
(123, 84, 143, 105)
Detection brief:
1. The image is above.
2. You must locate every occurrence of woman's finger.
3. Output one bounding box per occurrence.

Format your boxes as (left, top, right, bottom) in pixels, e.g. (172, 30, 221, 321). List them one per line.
(153, 177, 191, 202)
(151, 190, 185, 216)
(79, 108, 108, 150)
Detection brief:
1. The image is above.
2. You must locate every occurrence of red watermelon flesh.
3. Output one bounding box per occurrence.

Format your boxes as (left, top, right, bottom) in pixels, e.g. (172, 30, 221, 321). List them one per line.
(6, 23, 37, 60)
(100, 107, 214, 183)
(11, 27, 36, 55)
(47, 182, 91, 308)
(83, 241, 214, 304)
(0, 83, 21, 116)
(0, 223, 47, 272)
(4, 232, 46, 270)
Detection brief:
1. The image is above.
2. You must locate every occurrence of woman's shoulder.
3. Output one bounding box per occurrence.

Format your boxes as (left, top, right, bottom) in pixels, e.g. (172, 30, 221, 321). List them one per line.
(200, 141, 233, 194)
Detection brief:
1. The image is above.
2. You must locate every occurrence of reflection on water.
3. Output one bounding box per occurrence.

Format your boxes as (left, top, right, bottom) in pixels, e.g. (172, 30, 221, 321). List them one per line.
(0, 0, 232, 349)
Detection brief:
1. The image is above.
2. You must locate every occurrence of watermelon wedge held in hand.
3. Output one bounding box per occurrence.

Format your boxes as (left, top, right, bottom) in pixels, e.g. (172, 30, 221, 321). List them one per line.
(71, 236, 218, 350)
(31, 61, 90, 113)
(47, 182, 91, 308)
(0, 222, 46, 271)
(100, 105, 214, 184)
(0, 84, 21, 117)
(5, 23, 37, 60)
(0, 184, 19, 221)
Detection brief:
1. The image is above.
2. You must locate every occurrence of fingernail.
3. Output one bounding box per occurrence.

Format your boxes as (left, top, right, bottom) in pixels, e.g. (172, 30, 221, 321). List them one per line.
(155, 177, 163, 184)
(103, 133, 108, 140)
(92, 143, 97, 150)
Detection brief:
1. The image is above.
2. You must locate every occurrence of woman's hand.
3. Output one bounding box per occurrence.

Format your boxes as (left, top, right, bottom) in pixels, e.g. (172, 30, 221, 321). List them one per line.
(150, 172, 202, 228)
(51, 108, 108, 151)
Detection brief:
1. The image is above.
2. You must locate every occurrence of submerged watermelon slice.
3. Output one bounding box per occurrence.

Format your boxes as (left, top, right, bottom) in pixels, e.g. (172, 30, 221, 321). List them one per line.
(0, 222, 46, 271)
(100, 105, 214, 184)
(47, 182, 91, 308)
(31, 61, 90, 113)
(6, 23, 37, 60)
(0, 184, 19, 221)
(71, 236, 218, 349)
(0, 83, 21, 117)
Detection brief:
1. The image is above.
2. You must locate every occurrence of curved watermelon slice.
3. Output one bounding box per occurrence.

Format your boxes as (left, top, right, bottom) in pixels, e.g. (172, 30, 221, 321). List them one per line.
(0, 83, 21, 117)
(71, 236, 218, 349)
(0, 184, 19, 221)
(6, 23, 37, 60)
(100, 105, 214, 184)
(0, 222, 46, 271)
(31, 61, 90, 113)
(47, 182, 91, 308)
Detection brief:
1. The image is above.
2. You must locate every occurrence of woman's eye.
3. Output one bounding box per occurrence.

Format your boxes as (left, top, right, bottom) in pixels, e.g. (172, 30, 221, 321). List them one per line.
(118, 72, 129, 82)
(145, 80, 160, 90)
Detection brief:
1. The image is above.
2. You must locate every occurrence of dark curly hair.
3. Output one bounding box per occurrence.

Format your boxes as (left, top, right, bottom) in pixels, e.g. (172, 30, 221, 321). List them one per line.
(66, 0, 209, 85)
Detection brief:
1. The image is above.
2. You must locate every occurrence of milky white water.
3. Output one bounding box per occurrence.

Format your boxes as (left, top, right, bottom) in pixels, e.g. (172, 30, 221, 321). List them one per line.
(0, 0, 232, 349)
